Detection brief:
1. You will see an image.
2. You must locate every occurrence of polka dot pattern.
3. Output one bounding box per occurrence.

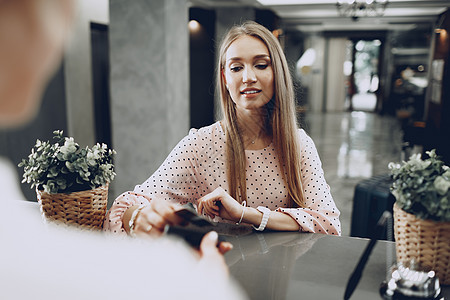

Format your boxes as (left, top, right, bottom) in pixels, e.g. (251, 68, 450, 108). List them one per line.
(103, 122, 341, 235)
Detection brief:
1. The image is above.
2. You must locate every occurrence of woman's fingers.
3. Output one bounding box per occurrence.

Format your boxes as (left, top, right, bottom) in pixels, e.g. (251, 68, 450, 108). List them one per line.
(203, 201, 220, 219)
(134, 209, 164, 236)
(210, 203, 220, 213)
(202, 206, 216, 219)
(197, 187, 242, 221)
(197, 192, 220, 216)
(145, 209, 168, 231)
(151, 198, 185, 226)
(197, 199, 204, 214)
(132, 198, 187, 237)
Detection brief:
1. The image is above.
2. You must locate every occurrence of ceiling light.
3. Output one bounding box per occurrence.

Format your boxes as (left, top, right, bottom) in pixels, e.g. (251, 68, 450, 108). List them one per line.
(336, 0, 389, 21)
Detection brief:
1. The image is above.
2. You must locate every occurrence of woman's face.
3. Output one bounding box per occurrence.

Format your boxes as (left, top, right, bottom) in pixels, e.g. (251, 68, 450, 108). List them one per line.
(223, 35, 274, 114)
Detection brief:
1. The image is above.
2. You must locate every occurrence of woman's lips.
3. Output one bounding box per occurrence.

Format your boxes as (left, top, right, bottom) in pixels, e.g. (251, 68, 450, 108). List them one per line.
(240, 89, 262, 97)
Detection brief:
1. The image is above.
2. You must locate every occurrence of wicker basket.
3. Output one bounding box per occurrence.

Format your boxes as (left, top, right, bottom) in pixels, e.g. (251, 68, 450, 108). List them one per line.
(36, 184, 109, 230)
(393, 203, 450, 285)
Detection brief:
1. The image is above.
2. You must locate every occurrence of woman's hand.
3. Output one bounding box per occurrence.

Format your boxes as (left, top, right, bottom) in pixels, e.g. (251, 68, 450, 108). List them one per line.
(130, 197, 186, 237)
(197, 187, 243, 222)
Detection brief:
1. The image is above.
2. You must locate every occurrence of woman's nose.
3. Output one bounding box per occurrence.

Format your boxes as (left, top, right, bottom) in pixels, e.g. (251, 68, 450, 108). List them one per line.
(242, 67, 257, 83)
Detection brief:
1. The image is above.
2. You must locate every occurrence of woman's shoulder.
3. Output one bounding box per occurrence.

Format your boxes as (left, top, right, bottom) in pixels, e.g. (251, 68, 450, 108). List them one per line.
(296, 128, 310, 140)
(187, 121, 224, 141)
(296, 128, 317, 152)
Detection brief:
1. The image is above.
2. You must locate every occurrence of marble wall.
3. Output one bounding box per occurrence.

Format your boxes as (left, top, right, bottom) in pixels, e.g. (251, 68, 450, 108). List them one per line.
(109, 0, 189, 198)
(302, 36, 326, 113)
(326, 38, 347, 112)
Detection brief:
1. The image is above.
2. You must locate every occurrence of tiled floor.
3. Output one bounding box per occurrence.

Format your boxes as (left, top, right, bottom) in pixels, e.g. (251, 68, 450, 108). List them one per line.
(302, 111, 403, 236)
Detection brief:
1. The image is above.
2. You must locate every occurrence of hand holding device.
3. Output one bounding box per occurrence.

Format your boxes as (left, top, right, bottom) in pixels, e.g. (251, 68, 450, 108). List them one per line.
(165, 203, 225, 248)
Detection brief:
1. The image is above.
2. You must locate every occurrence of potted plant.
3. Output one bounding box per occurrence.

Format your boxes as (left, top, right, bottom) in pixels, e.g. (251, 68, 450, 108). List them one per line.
(19, 130, 116, 230)
(389, 149, 450, 285)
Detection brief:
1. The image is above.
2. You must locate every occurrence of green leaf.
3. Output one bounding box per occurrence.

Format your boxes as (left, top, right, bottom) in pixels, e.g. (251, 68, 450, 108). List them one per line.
(390, 148, 450, 221)
(19, 130, 116, 194)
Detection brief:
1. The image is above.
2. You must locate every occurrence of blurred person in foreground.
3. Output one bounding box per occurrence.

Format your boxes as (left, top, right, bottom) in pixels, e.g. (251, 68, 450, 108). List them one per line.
(0, 1, 244, 299)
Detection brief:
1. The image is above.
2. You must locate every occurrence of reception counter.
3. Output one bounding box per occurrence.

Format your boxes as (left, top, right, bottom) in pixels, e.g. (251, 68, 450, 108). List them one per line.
(222, 230, 450, 300)
(19, 200, 449, 300)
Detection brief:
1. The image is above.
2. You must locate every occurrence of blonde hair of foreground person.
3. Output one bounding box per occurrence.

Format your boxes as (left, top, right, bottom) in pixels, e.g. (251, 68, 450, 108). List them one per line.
(217, 21, 304, 208)
(0, 0, 74, 128)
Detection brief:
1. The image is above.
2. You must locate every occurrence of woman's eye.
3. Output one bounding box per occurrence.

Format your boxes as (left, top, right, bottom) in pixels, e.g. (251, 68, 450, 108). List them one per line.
(255, 64, 268, 70)
(230, 66, 242, 72)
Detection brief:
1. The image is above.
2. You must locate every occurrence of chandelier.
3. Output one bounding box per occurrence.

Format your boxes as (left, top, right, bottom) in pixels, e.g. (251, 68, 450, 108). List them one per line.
(337, 0, 388, 21)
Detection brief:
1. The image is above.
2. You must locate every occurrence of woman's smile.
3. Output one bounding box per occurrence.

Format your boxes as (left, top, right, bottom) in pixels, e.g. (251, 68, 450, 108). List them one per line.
(240, 88, 262, 98)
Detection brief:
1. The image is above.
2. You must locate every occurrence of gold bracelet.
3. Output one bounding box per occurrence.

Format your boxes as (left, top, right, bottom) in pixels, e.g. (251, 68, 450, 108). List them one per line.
(129, 205, 145, 237)
(236, 201, 247, 225)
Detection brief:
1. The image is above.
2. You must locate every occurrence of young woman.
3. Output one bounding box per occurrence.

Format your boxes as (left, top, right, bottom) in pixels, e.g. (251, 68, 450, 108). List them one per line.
(104, 21, 341, 236)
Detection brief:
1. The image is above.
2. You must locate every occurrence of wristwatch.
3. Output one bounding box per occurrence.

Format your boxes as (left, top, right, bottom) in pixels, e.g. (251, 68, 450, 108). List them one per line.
(252, 206, 271, 231)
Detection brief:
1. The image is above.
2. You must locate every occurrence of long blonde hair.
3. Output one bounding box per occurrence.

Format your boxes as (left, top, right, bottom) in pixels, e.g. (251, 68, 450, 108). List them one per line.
(217, 21, 305, 208)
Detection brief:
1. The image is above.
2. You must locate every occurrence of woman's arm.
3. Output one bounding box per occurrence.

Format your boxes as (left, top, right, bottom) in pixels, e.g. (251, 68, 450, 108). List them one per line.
(103, 192, 151, 234)
(242, 207, 300, 231)
(275, 130, 341, 235)
(197, 187, 300, 231)
(104, 131, 203, 234)
(196, 179, 340, 234)
(197, 129, 341, 235)
(121, 198, 187, 236)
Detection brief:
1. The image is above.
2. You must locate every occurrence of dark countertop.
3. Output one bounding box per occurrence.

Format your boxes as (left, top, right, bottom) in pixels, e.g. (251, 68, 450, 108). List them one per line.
(222, 230, 449, 300)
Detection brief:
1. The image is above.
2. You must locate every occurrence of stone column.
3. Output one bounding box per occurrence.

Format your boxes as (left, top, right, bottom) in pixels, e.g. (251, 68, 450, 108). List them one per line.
(64, 0, 97, 147)
(109, 0, 189, 198)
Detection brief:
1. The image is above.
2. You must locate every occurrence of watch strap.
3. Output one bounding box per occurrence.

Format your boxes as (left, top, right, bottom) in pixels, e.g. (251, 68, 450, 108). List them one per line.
(252, 206, 270, 231)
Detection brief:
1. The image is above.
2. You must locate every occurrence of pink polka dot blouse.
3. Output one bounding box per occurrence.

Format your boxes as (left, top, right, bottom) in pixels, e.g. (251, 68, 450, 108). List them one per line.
(104, 122, 341, 235)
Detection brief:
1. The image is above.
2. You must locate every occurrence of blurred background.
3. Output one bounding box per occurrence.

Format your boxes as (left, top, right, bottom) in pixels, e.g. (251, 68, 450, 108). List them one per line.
(1, 0, 449, 237)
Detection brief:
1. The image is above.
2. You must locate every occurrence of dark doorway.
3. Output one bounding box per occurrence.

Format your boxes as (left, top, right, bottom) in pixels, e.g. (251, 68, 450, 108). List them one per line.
(189, 8, 216, 129)
(90, 22, 112, 147)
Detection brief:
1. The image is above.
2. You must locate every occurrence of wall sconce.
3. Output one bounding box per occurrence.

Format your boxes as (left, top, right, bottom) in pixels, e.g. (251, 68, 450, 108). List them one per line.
(435, 13, 446, 34)
(188, 20, 201, 33)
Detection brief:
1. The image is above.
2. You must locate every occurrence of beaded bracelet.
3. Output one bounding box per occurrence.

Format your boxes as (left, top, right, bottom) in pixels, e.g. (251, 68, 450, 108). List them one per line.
(236, 201, 247, 225)
(129, 204, 145, 237)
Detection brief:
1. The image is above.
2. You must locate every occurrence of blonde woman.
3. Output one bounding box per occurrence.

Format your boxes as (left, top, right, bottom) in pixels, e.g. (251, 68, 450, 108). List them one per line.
(105, 21, 341, 236)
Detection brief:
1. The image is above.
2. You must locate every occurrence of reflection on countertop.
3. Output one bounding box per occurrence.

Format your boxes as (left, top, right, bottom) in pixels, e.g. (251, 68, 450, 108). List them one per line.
(223, 231, 401, 300)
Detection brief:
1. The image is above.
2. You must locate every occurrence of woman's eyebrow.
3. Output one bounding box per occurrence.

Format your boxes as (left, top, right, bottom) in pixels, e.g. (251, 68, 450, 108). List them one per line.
(227, 54, 271, 62)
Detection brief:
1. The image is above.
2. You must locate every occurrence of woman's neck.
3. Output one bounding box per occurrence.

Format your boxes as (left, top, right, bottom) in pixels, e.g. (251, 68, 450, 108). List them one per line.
(236, 110, 271, 150)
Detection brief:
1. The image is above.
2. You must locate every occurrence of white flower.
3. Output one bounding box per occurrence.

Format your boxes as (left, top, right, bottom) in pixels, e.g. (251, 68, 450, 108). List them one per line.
(434, 176, 450, 196)
(60, 137, 77, 155)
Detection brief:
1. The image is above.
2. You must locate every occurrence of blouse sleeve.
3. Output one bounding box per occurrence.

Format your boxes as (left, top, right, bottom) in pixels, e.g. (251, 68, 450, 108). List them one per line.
(104, 129, 204, 234)
(277, 130, 341, 235)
